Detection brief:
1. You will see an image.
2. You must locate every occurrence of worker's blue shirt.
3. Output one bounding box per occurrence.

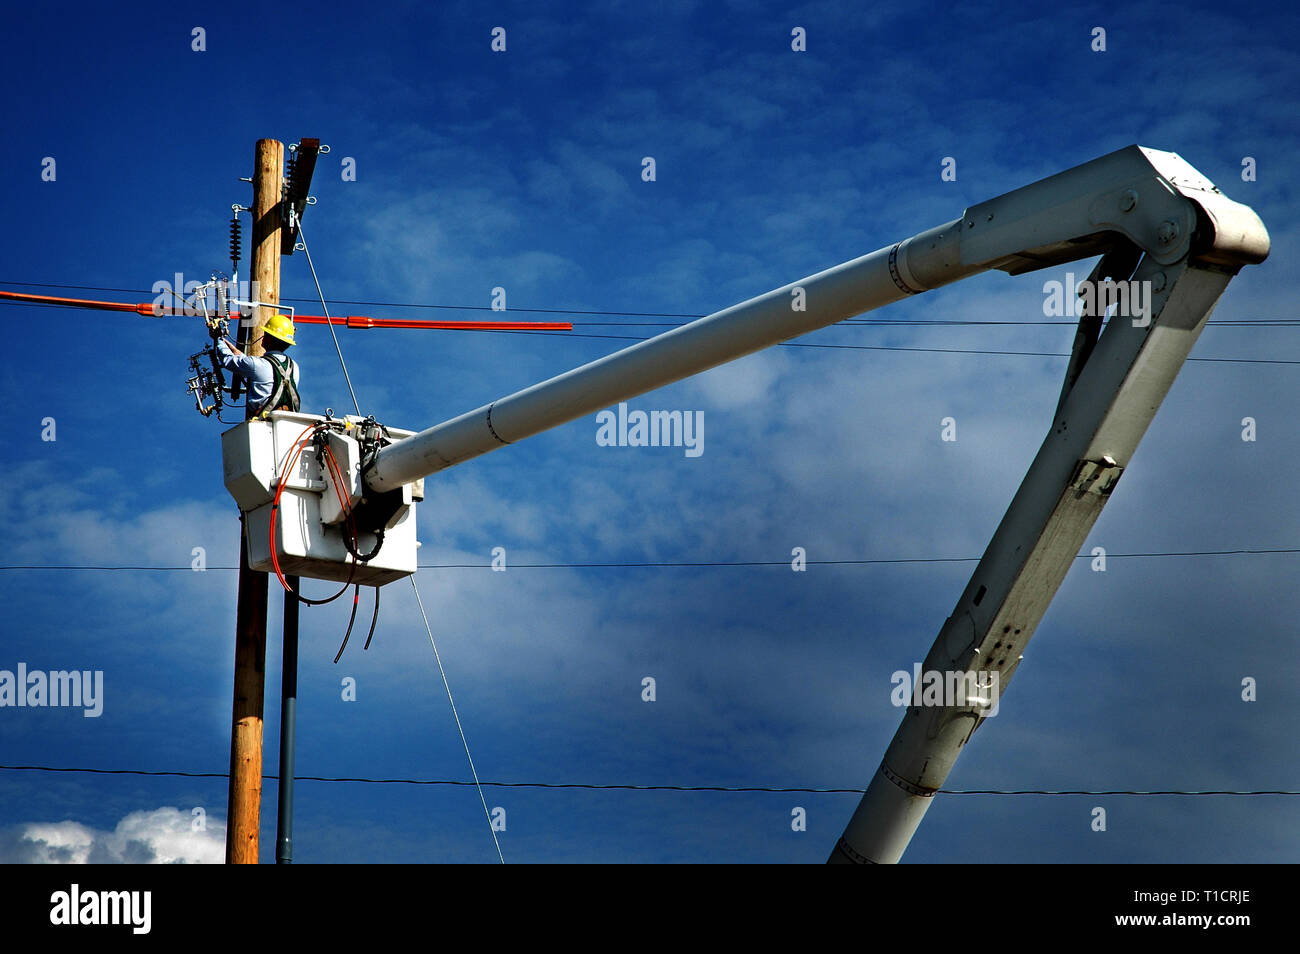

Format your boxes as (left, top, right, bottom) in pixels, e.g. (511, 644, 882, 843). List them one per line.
(215, 338, 299, 409)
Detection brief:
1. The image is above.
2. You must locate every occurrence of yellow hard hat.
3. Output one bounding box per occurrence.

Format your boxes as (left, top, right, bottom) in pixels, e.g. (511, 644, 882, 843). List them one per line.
(262, 313, 296, 346)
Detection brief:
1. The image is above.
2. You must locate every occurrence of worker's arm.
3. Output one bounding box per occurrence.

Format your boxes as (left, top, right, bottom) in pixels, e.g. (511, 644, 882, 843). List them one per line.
(214, 335, 270, 382)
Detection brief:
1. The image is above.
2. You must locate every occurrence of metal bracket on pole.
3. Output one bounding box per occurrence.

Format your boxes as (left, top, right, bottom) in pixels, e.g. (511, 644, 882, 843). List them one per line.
(282, 138, 320, 256)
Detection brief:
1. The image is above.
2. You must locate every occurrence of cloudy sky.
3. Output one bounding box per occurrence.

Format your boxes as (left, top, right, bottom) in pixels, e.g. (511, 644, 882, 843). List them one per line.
(0, 0, 1297, 863)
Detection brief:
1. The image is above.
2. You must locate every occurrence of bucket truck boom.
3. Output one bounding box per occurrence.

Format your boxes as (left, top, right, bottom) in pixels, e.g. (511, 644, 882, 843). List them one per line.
(363, 146, 1265, 494)
(241, 145, 1270, 861)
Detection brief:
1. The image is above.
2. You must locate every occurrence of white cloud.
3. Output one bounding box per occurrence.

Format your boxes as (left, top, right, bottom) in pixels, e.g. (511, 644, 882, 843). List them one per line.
(0, 807, 224, 864)
(687, 348, 788, 410)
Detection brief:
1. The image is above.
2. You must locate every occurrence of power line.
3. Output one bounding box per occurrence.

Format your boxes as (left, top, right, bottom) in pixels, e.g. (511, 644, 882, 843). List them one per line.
(3, 547, 1299, 572)
(428, 328, 1300, 364)
(8, 297, 1294, 361)
(0, 765, 1293, 796)
(3, 278, 1296, 327)
(570, 318, 1300, 328)
(938, 789, 1300, 796)
(409, 575, 504, 863)
(7, 281, 1297, 363)
(0, 280, 703, 318)
(296, 222, 362, 416)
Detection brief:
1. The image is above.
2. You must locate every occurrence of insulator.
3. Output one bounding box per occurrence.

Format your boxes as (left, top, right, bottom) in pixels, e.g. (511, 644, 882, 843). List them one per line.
(229, 213, 241, 267)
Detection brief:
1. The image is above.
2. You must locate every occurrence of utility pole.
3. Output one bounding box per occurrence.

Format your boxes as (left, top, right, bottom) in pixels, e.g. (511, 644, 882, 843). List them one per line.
(225, 138, 283, 863)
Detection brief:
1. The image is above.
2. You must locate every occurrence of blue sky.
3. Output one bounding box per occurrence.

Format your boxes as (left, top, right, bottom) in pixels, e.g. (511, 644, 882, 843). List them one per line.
(1, 0, 1297, 863)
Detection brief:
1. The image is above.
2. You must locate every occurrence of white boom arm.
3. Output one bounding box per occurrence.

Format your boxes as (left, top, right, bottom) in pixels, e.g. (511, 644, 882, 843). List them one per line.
(362, 146, 1268, 862)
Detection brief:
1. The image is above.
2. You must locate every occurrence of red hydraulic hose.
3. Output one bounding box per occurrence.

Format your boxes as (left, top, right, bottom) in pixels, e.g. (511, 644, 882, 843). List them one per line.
(270, 422, 357, 604)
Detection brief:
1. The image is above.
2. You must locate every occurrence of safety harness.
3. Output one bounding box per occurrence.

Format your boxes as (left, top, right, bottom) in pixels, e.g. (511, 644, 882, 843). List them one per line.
(261, 352, 301, 414)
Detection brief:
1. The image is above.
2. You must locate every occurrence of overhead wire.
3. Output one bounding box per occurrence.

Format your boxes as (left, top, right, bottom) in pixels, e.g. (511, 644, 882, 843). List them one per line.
(4, 280, 1299, 363)
(410, 576, 505, 863)
(294, 224, 362, 417)
(460, 328, 1300, 364)
(3, 279, 1299, 326)
(0, 764, 1294, 796)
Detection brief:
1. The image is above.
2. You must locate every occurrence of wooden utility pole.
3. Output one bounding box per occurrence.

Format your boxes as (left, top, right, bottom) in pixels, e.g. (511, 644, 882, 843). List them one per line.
(225, 138, 283, 863)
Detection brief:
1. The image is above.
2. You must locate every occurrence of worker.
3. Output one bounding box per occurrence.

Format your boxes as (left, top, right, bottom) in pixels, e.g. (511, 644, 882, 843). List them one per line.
(210, 312, 301, 415)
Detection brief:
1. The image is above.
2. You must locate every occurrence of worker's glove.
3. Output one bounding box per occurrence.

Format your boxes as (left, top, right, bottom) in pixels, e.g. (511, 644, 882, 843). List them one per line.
(207, 317, 225, 339)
